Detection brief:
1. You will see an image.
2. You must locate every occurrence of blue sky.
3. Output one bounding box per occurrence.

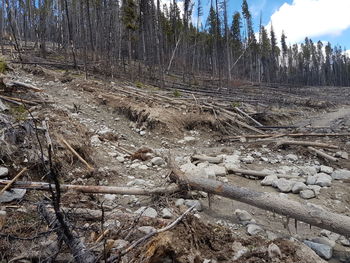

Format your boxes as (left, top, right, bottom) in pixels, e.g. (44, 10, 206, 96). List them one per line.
(196, 0, 350, 51)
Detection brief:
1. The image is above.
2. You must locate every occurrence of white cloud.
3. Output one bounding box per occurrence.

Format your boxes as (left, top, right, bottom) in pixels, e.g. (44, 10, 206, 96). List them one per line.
(266, 0, 350, 44)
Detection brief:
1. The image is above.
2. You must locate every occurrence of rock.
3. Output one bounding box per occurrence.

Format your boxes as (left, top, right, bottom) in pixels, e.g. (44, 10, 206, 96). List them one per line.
(332, 245, 350, 263)
(113, 239, 129, 250)
(319, 165, 334, 174)
(312, 237, 336, 248)
(332, 169, 350, 180)
(138, 164, 148, 170)
(0, 189, 26, 203)
(104, 194, 116, 201)
(234, 209, 253, 222)
(130, 163, 140, 169)
(139, 131, 146, 136)
(211, 165, 227, 176)
(300, 189, 316, 199)
(247, 224, 264, 235)
(303, 240, 333, 259)
(151, 157, 165, 166)
(135, 207, 158, 218)
(184, 136, 196, 142)
(266, 231, 278, 241)
(116, 156, 125, 163)
(0, 167, 9, 178)
(232, 241, 249, 260)
(161, 208, 173, 219)
(335, 151, 349, 159)
(275, 178, 295, 193)
(90, 135, 101, 146)
(261, 175, 278, 186)
(339, 236, 350, 247)
(300, 166, 318, 176)
(308, 185, 322, 196)
(184, 199, 202, 211)
(204, 167, 216, 179)
(180, 162, 204, 178)
(320, 230, 340, 241)
(268, 243, 282, 258)
(292, 182, 308, 194)
(306, 175, 317, 185)
(241, 156, 254, 164)
(138, 226, 156, 234)
(286, 154, 298, 162)
(175, 198, 185, 206)
(315, 173, 332, 187)
(103, 219, 121, 229)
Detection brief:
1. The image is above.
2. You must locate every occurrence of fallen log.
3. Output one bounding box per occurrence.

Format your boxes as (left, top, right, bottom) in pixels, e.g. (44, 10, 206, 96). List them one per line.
(0, 94, 38, 105)
(9, 81, 43, 92)
(170, 162, 350, 237)
(277, 140, 339, 149)
(227, 167, 268, 178)
(222, 133, 350, 141)
(0, 180, 180, 196)
(307, 147, 338, 162)
(191, 155, 223, 164)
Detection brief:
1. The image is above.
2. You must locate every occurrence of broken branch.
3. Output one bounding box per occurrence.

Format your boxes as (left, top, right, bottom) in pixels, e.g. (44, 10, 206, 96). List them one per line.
(277, 140, 339, 149)
(60, 138, 94, 171)
(0, 167, 28, 195)
(307, 147, 338, 162)
(0, 180, 181, 196)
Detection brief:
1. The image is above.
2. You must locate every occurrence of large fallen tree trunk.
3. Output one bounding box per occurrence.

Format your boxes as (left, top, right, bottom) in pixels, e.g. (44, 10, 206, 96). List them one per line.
(170, 164, 350, 237)
(0, 180, 180, 195)
(277, 140, 339, 149)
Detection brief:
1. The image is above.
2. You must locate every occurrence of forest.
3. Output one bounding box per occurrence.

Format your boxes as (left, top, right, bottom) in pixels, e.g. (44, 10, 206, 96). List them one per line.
(1, 0, 350, 88)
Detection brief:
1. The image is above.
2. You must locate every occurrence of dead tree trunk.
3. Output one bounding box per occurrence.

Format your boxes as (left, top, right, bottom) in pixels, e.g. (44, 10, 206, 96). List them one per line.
(38, 203, 96, 263)
(170, 164, 350, 237)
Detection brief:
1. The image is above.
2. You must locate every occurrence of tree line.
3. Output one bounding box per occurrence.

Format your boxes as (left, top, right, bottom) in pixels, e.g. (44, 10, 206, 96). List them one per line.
(1, 0, 349, 87)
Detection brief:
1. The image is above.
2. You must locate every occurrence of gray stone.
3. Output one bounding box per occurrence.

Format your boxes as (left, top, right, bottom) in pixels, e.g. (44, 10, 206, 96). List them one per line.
(300, 166, 318, 176)
(234, 209, 253, 222)
(266, 231, 278, 241)
(180, 162, 204, 178)
(303, 240, 333, 259)
(312, 237, 336, 248)
(138, 164, 148, 170)
(113, 239, 129, 250)
(268, 243, 282, 258)
(335, 151, 349, 159)
(261, 175, 278, 186)
(184, 136, 196, 142)
(0, 167, 9, 178)
(319, 165, 334, 174)
(138, 226, 156, 234)
(275, 178, 295, 193)
(204, 167, 216, 179)
(300, 189, 316, 199)
(315, 173, 332, 187)
(0, 189, 26, 203)
(0, 100, 9, 112)
(306, 176, 317, 185)
(339, 236, 350, 247)
(90, 135, 101, 146)
(320, 230, 340, 241)
(139, 131, 146, 136)
(151, 157, 165, 166)
(241, 156, 254, 164)
(175, 198, 185, 206)
(308, 185, 322, 196)
(184, 199, 202, 211)
(247, 224, 264, 235)
(211, 165, 227, 176)
(161, 208, 173, 219)
(292, 182, 308, 194)
(135, 207, 158, 218)
(116, 156, 125, 163)
(332, 169, 350, 180)
(286, 154, 298, 162)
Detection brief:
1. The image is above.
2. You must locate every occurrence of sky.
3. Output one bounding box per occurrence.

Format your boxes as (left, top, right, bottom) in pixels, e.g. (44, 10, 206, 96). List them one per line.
(194, 0, 350, 51)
